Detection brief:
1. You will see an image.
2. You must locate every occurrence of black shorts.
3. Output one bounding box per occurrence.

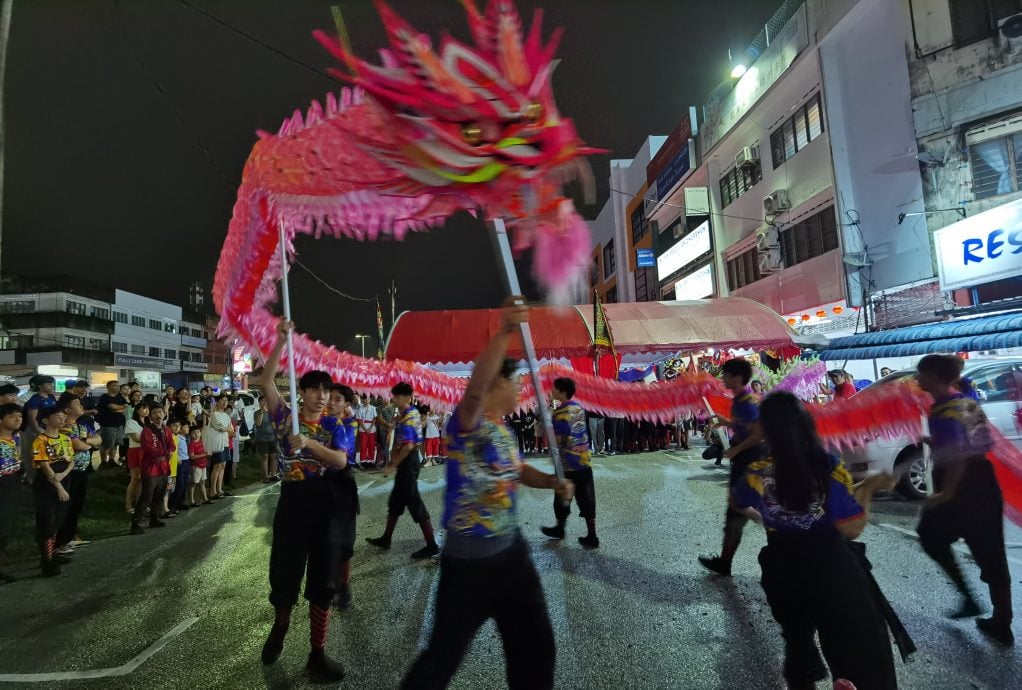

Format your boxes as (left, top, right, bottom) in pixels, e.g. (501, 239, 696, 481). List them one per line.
(329, 469, 359, 564)
(389, 451, 430, 523)
(555, 466, 596, 520)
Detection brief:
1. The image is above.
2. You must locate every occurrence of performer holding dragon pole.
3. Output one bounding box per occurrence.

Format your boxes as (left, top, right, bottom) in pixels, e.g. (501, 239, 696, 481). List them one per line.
(401, 298, 573, 689)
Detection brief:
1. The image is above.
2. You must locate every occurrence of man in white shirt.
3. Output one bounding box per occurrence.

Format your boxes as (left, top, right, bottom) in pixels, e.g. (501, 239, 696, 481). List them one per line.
(355, 395, 377, 467)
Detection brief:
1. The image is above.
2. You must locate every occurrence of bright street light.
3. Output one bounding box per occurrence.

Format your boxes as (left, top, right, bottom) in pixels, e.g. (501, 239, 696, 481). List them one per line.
(354, 334, 370, 358)
(730, 64, 747, 79)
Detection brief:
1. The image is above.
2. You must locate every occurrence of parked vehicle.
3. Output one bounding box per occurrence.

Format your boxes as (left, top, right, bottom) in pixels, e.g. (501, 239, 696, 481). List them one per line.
(231, 390, 263, 441)
(842, 359, 1022, 499)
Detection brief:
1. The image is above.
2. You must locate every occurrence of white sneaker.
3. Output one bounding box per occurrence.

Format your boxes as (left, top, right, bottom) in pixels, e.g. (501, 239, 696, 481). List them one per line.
(69, 538, 91, 547)
(55, 544, 74, 556)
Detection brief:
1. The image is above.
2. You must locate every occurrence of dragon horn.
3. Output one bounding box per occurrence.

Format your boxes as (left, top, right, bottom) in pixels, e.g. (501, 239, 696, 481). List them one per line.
(459, 0, 493, 51)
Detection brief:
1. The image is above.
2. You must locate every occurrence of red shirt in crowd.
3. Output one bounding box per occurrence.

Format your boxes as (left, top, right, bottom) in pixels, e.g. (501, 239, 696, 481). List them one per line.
(833, 381, 856, 400)
(140, 424, 175, 477)
(189, 439, 209, 469)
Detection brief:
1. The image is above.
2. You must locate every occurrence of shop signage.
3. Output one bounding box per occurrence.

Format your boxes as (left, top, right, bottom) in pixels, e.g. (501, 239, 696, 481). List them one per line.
(203, 373, 223, 382)
(114, 353, 178, 371)
(636, 248, 656, 268)
(181, 334, 207, 348)
(182, 362, 208, 373)
(657, 221, 711, 279)
(935, 197, 1022, 292)
(673, 263, 715, 300)
(647, 112, 695, 202)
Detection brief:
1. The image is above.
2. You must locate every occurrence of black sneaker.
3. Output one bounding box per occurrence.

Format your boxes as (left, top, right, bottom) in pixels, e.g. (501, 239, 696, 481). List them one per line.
(578, 534, 600, 549)
(540, 525, 565, 540)
(976, 617, 1015, 647)
(261, 623, 288, 665)
(411, 543, 440, 560)
(41, 560, 62, 577)
(950, 596, 983, 619)
(697, 555, 732, 577)
(130, 523, 145, 535)
(365, 536, 391, 550)
(306, 649, 346, 683)
(149, 519, 167, 529)
(334, 584, 353, 610)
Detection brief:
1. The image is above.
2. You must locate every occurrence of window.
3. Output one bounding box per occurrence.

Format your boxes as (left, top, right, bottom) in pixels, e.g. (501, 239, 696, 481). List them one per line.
(949, 0, 1020, 45)
(64, 335, 85, 349)
(590, 254, 600, 287)
(770, 93, 824, 168)
(131, 315, 146, 327)
(66, 300, 87, 315)
(719, 160, 762, 207)
(634, 267, 656, 302)
(90, 306, 110, 320)
(191, 328, 203, 338)
(192, 351, 204, 362)
(149, 347, 161, 357)
(131, 344, 146, 355)
(968, 363, 1022, 403)
(148, 319, 161, 330)
(969, 133, 1022, 199)
(603, 240, 616, 279)
(88, 338, 104, 350)
(780, 206, 840, 268)
(165, 349, 177, 360)
(113, 341, 128, 353)
(165, 322, 176, 333)
(114, 311, 128, 324)
(726, 247, 761, 291)
(0, 300, 34, 314)
(605, 286, 618, 304)
(630, 205, 648, 245)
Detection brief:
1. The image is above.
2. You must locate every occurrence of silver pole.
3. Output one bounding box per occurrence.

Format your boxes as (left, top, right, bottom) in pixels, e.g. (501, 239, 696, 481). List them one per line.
(278, 216, 300, 436)
(489, 218, 565, 481)
(0, 0, 14, 281)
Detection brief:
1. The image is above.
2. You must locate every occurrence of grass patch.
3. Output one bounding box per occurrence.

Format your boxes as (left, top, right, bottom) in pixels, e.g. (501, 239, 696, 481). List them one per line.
(4, 450, 267, 562)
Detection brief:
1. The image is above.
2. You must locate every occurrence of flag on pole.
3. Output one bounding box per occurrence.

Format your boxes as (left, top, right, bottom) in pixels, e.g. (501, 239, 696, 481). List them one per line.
(376, 300, 385, 359)
(593, 289, 615, 354)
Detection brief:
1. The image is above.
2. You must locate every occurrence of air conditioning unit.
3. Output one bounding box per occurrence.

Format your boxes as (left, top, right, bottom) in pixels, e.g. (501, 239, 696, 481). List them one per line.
(763, 189, 791, 216)
(736, 146, 760, 169)
(758, 247, 784, 274)
(756, 226, 780, 250)
(999, 12, 1022, 39)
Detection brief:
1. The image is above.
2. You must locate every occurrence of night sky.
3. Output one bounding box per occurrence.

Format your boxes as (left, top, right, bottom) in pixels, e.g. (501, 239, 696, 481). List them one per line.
(5, 0, 778, 353)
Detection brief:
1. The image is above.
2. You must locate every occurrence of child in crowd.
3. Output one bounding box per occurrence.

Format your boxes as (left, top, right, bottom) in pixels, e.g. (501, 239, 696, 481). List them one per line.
(32, 404, 75, 576)
(188, 427, 210, 507)
(161, 420, 181, 519)
(0, 403, 22, 583)
(173, 423, 191, 511)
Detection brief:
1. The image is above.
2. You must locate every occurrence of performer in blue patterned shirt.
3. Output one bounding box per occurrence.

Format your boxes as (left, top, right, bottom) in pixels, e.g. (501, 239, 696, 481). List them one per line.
(260, 319, 349, 684)
(401, 298, 573, 690)
(915, 354, 1013, 647)
(0, 403, 22, 584)
(365, 382, 440, 560)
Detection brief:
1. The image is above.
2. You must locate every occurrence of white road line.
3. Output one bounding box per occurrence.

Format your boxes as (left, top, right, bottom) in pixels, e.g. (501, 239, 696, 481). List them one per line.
(877, 523, 1022, 568)
(0, 617, 199, 682)
(358, 479, 377, 495)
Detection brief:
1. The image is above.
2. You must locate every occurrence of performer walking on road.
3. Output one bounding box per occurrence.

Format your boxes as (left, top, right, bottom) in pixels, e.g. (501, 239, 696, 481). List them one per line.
(699, 358, 766, 576)
(365, 382, 440, 560)
(915, 354, 1014, 647)
(401, 298, 574, 690)
(541, 377, 599, 548)
(260, 319, 351, 683)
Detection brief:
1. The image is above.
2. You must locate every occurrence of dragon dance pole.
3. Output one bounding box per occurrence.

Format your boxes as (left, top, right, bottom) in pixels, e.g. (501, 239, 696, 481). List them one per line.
(489, 218, 565, 482)
(278, 216, 301, 436)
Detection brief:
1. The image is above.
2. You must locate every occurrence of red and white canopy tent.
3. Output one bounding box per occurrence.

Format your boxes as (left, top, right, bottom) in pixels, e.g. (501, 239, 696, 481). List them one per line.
(385, 298, 822, 366)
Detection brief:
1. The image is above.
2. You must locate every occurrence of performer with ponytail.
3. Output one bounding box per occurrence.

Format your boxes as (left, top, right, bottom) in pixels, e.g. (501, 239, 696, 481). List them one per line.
(915, 354, 1014, 647)
(260, 319, 350, 683)
(401, 298, 573, 689)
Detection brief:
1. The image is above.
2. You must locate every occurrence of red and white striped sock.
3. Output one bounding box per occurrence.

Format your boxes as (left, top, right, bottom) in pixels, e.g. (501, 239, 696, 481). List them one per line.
(309, 604, 329, 651)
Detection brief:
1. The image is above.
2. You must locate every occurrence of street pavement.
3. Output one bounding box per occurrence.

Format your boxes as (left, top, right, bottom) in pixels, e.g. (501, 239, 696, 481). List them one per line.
(0, 447, 1020, 689)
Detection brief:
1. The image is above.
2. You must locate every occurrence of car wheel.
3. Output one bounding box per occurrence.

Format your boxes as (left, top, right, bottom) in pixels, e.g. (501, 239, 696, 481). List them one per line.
(896, 448, 932, 500)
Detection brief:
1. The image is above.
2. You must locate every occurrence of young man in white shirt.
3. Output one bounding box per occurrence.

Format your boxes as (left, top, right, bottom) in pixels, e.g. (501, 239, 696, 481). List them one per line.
(355, 396, 377, 468)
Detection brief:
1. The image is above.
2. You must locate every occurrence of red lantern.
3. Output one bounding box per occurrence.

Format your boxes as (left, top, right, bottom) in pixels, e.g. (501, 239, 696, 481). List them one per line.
(816, 310, 826, 318)
(833, 306, 844, 315)
(787, 317, 797, 326)
(801, 314, 810, 321)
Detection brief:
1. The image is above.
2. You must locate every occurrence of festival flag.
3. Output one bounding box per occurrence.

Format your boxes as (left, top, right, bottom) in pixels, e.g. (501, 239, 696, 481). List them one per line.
(593, 289, 615, 354)
(376, 300, 385, 359)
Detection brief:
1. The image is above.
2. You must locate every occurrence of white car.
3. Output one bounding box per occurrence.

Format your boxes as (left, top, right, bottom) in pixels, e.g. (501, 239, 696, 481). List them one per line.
(230, 390, 263, 441)
(842, 360, 1022, 499)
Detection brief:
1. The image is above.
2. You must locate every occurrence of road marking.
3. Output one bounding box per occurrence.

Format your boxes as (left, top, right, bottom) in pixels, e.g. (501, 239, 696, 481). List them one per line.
(0, 617, 199, 682)
(878, 523, 1022, 568)
(358, 479, 377, 495)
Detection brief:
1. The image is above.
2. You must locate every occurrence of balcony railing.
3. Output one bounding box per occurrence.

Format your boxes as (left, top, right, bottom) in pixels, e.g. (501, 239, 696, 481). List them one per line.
(0, 311, 115, 334)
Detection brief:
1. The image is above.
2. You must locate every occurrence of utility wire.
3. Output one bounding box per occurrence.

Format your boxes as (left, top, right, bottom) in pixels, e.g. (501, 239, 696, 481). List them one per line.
(293, 259, 374, 302)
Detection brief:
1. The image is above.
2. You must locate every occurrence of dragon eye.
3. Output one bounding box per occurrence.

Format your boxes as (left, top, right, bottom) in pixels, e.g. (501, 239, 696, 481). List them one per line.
(461, 124, 483, 146)
(524, 103, 544, 124)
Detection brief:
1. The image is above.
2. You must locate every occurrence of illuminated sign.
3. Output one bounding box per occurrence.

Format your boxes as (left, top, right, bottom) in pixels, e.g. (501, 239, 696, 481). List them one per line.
(657, 221, 711, 279)
(673, 263, 714, 299)
(636, 248, 656, 268)
(935, 197, 1022, 291)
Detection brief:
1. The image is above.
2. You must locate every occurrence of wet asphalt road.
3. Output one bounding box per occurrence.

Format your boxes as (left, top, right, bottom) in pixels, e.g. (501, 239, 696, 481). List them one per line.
(1, 447, 1020, 689)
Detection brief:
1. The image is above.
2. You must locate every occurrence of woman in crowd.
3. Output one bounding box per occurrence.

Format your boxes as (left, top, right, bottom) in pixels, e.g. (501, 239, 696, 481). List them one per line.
(123, 402, 151, 514)
(202, 395, 232, 500)
(732, 391, 897, 689)
(253, 397, 279, 482)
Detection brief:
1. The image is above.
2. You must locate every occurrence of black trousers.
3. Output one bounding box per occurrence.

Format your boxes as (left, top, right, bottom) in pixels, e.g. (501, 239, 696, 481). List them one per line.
(330, 470, 359, 565)
(554, 466, 596, 522)
(917, 457, 1010, 588)
(33, 474, 69, 544)
(56, 469, 88, 546)
(269, 479, 336, 609)
(0, 474, 20, 551)
(759, 531, 897, 689)
(389, 453, 430, 523)
(133, 474, 167, 525)
(401, 537, 555, 690)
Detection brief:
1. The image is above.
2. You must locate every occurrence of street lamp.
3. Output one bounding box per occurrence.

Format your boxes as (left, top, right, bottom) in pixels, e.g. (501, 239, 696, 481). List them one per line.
(354, 334, 369, 358)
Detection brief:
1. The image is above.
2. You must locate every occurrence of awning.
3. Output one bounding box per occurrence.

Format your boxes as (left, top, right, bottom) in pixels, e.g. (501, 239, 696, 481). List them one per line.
(816, 312, 1022, 360)
(385, 298, 806, 364)
(385, 306, 592, 364)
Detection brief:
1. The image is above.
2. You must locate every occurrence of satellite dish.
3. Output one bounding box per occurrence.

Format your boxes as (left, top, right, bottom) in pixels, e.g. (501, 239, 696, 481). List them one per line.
(1001, 14, 1022, 39)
